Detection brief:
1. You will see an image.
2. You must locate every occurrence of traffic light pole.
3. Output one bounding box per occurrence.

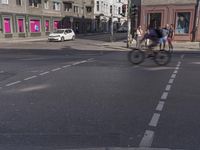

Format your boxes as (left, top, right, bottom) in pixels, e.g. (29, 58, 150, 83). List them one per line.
(127, 0, 132, 48)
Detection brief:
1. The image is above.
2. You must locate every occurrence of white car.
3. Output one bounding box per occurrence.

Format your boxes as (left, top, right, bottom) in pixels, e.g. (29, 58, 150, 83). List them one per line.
(48, 29, 75, 42)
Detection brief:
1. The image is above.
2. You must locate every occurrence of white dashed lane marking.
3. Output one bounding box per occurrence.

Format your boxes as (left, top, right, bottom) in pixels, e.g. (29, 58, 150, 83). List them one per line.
(156, 101, 165, 112)
(149, 113, 160, 127)
(171, 74, 176, 79)
(6, 81, 21, 87)
(62, 65, 71, 68)
(39, 71, 50, 76)
(161, 92, 168, 100)
(24, 75, 37, 81)
(51, 68, 61, 72)
(168, 78, 174, 84)
(173, 70, 178, 74)
(139, 130, 155, 147)
(165, 84, 172, 91)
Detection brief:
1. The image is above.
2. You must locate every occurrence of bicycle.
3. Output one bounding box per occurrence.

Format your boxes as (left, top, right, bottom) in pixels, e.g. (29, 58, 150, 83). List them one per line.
(128, 43, 171, 66)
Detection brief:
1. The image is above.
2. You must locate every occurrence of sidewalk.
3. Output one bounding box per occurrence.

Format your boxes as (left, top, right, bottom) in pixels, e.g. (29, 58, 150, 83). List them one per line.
(100, 40, 200, 51)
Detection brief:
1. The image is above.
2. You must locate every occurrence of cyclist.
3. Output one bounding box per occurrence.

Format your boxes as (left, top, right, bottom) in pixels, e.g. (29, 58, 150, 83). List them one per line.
(140, 25, 162, 50)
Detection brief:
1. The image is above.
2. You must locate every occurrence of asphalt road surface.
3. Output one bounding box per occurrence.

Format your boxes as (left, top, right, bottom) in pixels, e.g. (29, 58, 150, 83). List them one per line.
(0, 38, 200, 150)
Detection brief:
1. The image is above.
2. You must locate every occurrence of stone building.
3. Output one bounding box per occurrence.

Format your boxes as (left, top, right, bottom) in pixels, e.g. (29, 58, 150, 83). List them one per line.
(133, 0, 200, 41)
(93, 0, 128, 32)
(0, 0, 94, 39)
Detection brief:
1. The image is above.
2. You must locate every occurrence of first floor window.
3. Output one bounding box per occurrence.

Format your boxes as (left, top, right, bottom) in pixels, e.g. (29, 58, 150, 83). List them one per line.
(4, 18, 11, 33)
(74, 6, 78, 13)
(0, 0, 8, 4)
(16, 0, 21, 5)
(44, 0, 49, 9)
(175, 12, 190, 34)
(30, 19, 41, 32)
(53, 2, 60, 11)
(17, 18, 24, 32)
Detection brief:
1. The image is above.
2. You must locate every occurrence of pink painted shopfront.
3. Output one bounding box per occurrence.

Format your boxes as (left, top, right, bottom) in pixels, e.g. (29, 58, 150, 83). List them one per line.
(17, 18, 24, 32)
(4, 18, 11, 33)
(30, 19, 41, 32)
(53, 21, 59, 30)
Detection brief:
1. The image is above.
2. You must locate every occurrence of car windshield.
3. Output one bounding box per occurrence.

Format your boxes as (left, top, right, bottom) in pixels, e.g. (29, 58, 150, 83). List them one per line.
(53, 30, 64, 34)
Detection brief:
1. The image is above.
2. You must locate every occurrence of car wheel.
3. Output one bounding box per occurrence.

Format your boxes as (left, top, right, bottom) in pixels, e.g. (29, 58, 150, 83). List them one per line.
(72, 36, 75, 41)
(61, 37, 64, 42)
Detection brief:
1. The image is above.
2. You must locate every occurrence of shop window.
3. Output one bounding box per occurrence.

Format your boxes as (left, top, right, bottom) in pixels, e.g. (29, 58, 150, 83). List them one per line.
(175, 12, 190, 34)
(18, 18, 24, 32)
(54, 21, 59, 30)
(30, 19, 40, 32)
(45, 20, 50, 32)
(4, 18, 11, 33)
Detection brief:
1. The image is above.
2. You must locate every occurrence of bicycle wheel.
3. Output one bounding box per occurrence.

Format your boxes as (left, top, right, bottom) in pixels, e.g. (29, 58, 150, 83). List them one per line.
(154, 50, 171, 66)
(128, 49, 145, 65)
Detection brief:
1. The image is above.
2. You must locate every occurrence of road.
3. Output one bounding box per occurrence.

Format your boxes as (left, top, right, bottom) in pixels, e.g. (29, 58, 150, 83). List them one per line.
(0, 34, 200, 150)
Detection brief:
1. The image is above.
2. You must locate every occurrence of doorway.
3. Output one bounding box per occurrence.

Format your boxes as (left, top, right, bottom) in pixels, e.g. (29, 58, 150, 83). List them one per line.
(147, 13, 162, 28)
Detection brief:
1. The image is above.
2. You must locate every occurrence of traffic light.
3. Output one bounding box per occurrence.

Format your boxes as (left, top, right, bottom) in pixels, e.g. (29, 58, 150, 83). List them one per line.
(131, 4, 138, 16)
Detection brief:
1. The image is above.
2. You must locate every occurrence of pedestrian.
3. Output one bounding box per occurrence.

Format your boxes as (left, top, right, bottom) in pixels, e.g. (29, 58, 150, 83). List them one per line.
(136, 25, 143, 49)
(160, 24, 169, 50)
(167, 24, 174, 52)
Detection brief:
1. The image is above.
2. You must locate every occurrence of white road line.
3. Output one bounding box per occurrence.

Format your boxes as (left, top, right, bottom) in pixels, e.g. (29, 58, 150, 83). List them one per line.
(51, 68, 61, 72)
(165, 84, 172, 91)
(139, 130, 154, 147)
(6, 81, 21, 87)
(156, 101, 165, 111)
(175, 66, 180, 70)
(173, 70, 178, 74)
(87, 58, 95, 61)
(24, 75, 37, 81)
(168, 78, 174, 84)
(39, 71, 49, 76)
(181, 54, 185, 59)
(62, 65, 71, 68)
(171, 74, 176, 79)
(149, 113, 160, 127)
(161, 92, 168, 100)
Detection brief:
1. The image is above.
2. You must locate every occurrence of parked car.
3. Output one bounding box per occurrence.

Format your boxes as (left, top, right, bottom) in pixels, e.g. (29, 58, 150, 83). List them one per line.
(117, 26, 128, 33)
(48, 29, 75, 42)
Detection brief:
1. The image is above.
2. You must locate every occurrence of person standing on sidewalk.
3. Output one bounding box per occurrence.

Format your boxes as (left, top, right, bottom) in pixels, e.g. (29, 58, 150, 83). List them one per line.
(136, 26, 143, 49)
(167, 24, 174, 52)
(160, 24, 169, 50)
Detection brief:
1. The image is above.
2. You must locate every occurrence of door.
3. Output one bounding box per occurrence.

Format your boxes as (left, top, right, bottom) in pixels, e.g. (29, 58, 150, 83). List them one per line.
(147, 13, 162, 28)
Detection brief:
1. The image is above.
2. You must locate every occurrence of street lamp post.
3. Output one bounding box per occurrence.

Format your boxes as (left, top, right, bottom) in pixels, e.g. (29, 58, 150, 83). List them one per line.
(110, 0, 114, 42)
(127, 0, 132, 48)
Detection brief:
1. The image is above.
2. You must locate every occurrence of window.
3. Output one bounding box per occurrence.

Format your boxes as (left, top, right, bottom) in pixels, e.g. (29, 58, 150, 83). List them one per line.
(110, 5, 112, 14)
(118, 7, 121, 15)
(86, 6, 92, 13)
(175, 12, 190, 34)
(53, 2, 60, 11)
(0, 0, 8, 4)
(44, 0, 49, 9)
(29, 0, 41, 7)
(74, 6, 78, 13)
(4, 18, 11, 33)
(96, 1, 99, 11)
(16, 0, 21, 5)
(17, 18, 24, 32)
(30, 19, 41, 32)
(45, 20, 50, 32)
(54, 21, 59, 30)
(64, 2, 72, 12)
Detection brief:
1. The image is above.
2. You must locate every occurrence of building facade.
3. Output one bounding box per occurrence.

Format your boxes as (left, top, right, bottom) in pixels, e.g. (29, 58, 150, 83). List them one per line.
(0, 0, 94, 39)
(133, 0, 200, 41)
(93, 0, 128, 32)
